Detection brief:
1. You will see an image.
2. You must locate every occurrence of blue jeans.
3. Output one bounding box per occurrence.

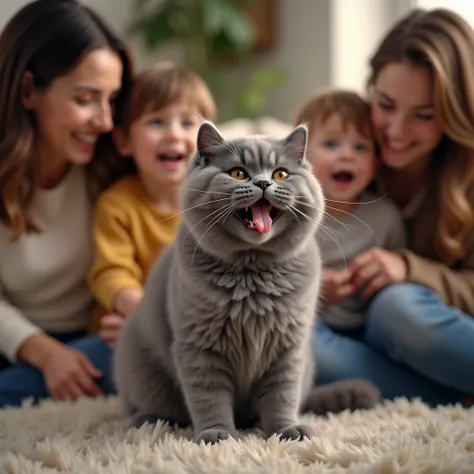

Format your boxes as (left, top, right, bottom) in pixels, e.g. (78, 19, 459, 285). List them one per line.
(315, 283, 474, 405)
(0, 331, 115, 408)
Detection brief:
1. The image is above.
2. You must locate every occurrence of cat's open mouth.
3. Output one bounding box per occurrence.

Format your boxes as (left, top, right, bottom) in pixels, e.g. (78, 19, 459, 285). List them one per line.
(234, 199, 283, 233)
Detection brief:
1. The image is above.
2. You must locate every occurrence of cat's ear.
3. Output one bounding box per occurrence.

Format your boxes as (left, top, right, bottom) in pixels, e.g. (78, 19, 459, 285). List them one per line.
(196, 121, 226, 164)
(282, 124, 308, 162)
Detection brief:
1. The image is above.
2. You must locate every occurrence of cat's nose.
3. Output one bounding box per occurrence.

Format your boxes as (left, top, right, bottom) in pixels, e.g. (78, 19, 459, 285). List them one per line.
(254, 179, 272, 191)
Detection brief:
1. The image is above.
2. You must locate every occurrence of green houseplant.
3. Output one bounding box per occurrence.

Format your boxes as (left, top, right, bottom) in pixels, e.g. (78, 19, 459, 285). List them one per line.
(127, 0, 286, 119)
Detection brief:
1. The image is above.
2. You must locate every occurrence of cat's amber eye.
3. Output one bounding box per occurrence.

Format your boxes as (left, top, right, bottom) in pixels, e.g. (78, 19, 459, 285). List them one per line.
(272, 169, 290, 181)
(229, 168, 248, 180)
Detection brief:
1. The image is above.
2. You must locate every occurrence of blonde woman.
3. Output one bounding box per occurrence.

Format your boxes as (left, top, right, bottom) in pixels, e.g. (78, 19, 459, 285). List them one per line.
(315, 8, 474, 405)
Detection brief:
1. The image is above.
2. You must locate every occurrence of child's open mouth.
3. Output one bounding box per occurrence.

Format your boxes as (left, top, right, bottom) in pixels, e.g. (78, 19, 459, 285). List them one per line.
(158, 153, 185, 171)
(331, 170, 355, 189)
(234, 199, 283, 233)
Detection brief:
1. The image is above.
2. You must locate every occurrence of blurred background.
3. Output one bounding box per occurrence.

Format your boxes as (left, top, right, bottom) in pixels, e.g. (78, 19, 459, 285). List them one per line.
(0, 0, 471, 122)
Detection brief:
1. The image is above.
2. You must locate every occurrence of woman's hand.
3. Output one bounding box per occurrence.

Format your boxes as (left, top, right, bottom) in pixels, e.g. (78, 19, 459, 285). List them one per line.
(349, 248, 408, 299)
(321, 268, 356, 305)
(99, 313, 126, 349)
(41, 344, 104, 400)
(18, 333, 104, 401)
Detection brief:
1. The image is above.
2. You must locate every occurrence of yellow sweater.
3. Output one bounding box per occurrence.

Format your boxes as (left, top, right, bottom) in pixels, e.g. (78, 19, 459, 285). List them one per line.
(89, 176, 180, 328)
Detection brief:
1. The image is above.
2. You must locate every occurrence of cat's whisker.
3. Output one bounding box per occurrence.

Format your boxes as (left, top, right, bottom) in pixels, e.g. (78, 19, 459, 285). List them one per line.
(294, 199, 356, 237)
(291, 194, 387, 206)
(293, 194, 362, 206)
(320, 212, 358, 237)
(287, 204, 319, 231)
(323, 205, 379, 244)
(203, 203, 235, 233)
(318, 222, 351, 255)
(289, 204, 348, 267)
(191, 203, 238, 263)
(293, 198, 373, 240)
(319, 221, 351, 245)
(162, 184, 231, 196)
(318, 226, 349, 267)
(184, 188, 232, 196)
(208, 203, 239, 232)
(286, 206, 303, 237)
(325, 194, 387, 205)
(321, 212, 361, 244)
(222, 203, 239, 223)
(182, 203, 233, 245)
(156, 197, 232, 224)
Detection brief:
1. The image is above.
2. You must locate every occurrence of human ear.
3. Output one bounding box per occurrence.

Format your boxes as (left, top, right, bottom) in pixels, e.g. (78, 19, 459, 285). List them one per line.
(21, 71, 41, 110)
(112, 126, 133, 156)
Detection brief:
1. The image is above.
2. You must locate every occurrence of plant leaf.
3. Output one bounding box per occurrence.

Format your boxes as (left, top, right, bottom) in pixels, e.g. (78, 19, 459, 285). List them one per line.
(202, 0, 254, 51)
(127, 0, 194, 48)
(235, 68, 287, 118)
(246, 68, 287, 88)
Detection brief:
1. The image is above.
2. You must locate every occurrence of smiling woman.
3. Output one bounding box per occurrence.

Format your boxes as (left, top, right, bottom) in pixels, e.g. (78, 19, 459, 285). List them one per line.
(0, 0, 134, 408)
(312, 8, 474, 407)
(23, 48, 124, 188)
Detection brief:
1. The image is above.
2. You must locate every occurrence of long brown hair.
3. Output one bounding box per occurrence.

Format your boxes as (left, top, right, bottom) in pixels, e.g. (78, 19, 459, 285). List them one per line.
(367, 8, 474, 265)
(0, 0, 134, 240)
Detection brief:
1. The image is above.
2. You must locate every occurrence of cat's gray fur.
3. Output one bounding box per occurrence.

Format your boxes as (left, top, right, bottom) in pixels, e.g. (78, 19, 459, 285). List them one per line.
(113, 122, 380, 444)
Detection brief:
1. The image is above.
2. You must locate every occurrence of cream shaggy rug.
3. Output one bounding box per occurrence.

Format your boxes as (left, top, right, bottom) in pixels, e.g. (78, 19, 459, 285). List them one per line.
(0, 397, 473, 473)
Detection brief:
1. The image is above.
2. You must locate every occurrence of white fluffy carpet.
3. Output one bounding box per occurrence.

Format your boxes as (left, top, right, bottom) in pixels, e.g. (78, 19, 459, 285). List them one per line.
(0, 397, 473, 473)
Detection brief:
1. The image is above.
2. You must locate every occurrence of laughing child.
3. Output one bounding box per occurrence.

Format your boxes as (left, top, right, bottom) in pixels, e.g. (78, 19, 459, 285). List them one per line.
(89, 62, 216, 347)
(295, 88, 406, 330)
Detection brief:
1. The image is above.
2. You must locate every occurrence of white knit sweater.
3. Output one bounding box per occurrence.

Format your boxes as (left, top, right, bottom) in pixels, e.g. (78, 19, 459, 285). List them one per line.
(0, 167, 94, 362)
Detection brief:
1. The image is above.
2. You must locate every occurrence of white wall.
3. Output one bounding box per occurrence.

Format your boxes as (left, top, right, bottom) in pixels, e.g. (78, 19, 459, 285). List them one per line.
(0, 0, 33, 30)
(0, 0, 423, 121)
(249, 0, 331, 122)
(415, 0, 474, 24)
(83, 0, 332, 122)
(330, 0, 413, 93)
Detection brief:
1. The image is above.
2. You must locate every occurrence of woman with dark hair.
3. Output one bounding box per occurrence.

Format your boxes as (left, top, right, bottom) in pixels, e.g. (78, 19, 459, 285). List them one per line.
(0, 0, 134, 406)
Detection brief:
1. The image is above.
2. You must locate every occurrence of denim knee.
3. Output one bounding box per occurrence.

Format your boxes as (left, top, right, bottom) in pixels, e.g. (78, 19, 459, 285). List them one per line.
(365, 283, 442, 360)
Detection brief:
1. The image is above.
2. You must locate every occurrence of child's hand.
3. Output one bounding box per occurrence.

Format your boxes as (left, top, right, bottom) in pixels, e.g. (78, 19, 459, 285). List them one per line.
(113, 288, 143, 318)
(349, 248, 408, 299)
(321, 268, 355, 305)
(99, 313, 126, 349)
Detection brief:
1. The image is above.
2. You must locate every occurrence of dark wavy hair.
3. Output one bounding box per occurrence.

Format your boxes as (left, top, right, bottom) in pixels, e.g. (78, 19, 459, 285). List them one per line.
(0, 0, 134, 240)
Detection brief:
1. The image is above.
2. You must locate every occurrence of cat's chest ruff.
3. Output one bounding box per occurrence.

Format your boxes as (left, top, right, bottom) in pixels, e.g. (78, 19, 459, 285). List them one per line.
(211, 261, 298, 302)
(193, 261, 309, 352)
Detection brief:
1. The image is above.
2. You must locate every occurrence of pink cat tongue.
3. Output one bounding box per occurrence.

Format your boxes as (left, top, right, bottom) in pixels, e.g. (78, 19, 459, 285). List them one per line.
(251, 201, 272, 233)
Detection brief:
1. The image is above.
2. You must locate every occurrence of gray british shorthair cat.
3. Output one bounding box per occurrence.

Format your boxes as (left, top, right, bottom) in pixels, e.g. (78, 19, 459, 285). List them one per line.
(113, 122, 380, 444)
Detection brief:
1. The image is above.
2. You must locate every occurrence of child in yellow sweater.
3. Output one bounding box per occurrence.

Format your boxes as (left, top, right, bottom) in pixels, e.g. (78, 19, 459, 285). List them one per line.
(89, 62, 217, 347)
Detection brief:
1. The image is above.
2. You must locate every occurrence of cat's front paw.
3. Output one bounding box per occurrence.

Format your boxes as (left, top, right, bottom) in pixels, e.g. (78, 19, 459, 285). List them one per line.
(277, 424, 314, 441)
(195, 428, 234, 445)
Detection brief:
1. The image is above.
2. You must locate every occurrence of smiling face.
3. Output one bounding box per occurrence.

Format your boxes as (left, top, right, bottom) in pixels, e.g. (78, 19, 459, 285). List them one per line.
(119, 100, 201, 187)
(23, 48, 123, 186)
(181, 122, 325, 260)
(371, 62, 443, 172)
(307, 113, 375, 203)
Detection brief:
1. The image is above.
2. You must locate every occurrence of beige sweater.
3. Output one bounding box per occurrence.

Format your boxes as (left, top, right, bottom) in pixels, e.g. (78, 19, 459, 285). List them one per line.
(397, 177, 474, 316)
(0, 167, 94, 362)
